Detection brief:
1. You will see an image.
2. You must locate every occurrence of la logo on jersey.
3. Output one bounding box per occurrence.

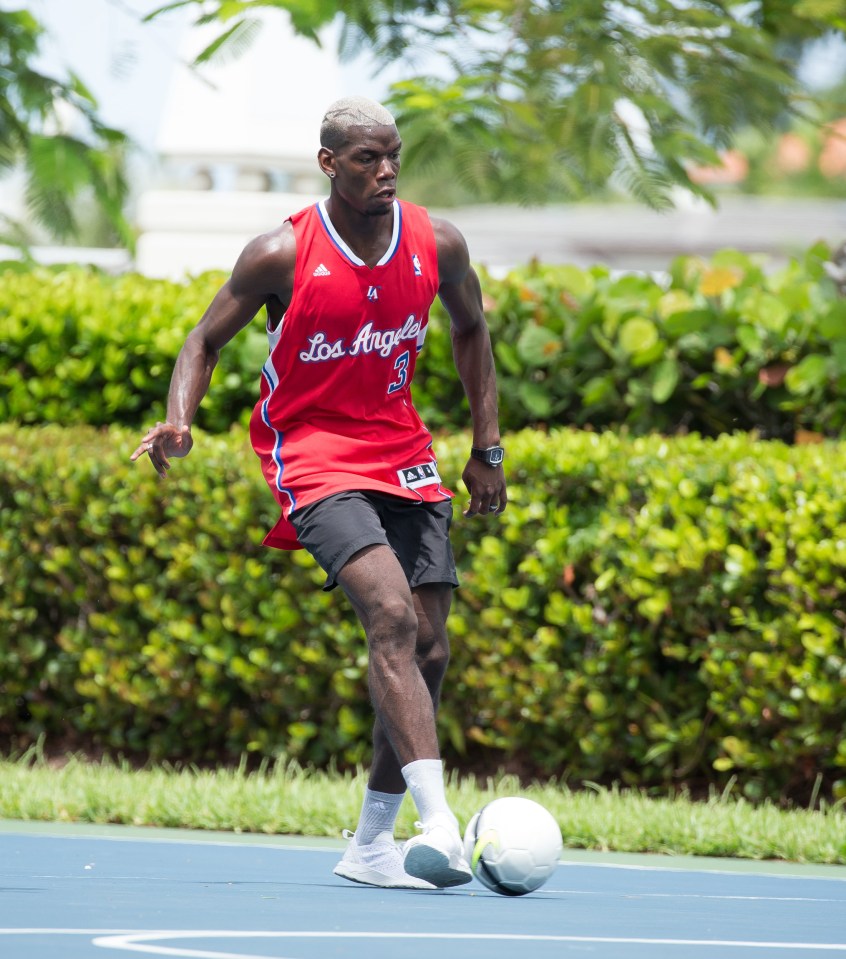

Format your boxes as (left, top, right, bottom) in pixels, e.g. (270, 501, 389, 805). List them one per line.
(367, 285, 380, 301)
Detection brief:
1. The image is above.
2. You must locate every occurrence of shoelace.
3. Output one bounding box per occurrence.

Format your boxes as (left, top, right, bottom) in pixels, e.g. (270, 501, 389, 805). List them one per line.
(413, 819, 455, 834)
(342, 828, 404, 853)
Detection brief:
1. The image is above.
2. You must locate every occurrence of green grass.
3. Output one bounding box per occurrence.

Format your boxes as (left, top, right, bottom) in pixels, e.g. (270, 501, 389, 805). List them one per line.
(2, 750, 845, 865)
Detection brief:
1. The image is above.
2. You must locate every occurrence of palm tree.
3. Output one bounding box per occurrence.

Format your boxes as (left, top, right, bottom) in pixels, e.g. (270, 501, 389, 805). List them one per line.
(146, 0, 843, 210)
(0, 9, 133, 250)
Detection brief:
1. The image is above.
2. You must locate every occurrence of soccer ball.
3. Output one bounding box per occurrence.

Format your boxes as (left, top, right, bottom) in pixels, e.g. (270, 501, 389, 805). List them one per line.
(463, 796, 563, 896)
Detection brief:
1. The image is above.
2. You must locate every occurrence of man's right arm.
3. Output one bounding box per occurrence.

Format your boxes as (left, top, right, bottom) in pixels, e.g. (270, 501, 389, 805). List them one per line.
(131, 223, 296, 476)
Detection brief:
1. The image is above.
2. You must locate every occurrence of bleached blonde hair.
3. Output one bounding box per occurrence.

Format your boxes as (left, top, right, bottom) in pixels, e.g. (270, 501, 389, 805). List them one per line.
(320, 96, 397, 150)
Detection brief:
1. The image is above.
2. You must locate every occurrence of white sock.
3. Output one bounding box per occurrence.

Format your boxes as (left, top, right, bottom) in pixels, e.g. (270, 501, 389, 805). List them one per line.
(401, 758, 458, 831)
(355, 787, 405, 845)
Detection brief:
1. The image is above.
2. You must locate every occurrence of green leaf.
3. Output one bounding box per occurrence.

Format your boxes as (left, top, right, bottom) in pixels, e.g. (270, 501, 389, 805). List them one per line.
(619, 317, 659, 355)
(651, 358, 680, 404)
(516, 324, 561, 366)
(657, 290, 695, 319)
(739, 290, 790, 333)
(193, 18, 263, 65)
(142, 0, 200, 22)
(819, 302, 846, 340)
(557, 265, 595, 299)
(736, 324, 764, 355)
(516, 380, 552, 417)
(784, 354, 828, 394)
(582, 374, 616, 406)
(631, 339, 666, 369)
(794, 0, 846, 19)
(662, 310, 714, 338)
(494, 340, 523, 376)
(832, 341, 846, 374)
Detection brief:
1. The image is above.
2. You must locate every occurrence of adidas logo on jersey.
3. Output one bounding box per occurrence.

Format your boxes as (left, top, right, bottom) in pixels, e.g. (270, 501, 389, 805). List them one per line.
(313, 263, 331, 277)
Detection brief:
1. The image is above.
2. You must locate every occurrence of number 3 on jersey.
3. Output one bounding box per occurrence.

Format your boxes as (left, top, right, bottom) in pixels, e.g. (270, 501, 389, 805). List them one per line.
(388, 350, 410, 394)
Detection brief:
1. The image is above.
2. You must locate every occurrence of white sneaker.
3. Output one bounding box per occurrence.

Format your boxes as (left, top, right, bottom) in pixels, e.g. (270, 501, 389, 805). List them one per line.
(334, 830, 436, 890)
(403, 820, 472, 888)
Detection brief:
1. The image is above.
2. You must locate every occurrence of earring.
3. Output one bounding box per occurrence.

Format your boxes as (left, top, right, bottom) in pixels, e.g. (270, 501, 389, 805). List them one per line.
(328, 172, 336, 179)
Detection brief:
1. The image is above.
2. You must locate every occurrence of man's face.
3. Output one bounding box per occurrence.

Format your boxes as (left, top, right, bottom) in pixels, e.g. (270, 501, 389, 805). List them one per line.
(328, 125, 402, 217)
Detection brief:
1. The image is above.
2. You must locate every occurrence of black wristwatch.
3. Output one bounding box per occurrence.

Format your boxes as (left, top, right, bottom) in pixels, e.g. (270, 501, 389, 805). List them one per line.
(471, 445, 505, 467)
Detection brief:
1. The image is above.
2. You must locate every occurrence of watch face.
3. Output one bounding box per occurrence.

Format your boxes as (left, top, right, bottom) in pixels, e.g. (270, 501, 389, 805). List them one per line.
(472, 445, 504, 466)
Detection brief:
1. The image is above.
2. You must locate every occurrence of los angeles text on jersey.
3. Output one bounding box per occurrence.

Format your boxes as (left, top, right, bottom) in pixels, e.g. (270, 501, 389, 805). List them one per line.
(299, 314, 422, 362)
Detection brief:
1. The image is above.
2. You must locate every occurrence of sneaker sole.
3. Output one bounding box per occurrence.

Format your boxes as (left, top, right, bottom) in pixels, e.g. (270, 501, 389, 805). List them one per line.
(404, 845, 472, 888)
(333, 861, 435, 890)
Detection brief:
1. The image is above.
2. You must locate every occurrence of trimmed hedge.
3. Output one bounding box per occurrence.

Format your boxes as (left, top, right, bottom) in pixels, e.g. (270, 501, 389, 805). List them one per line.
(2, 423, 845, 802)
(1, 241, 845, 439)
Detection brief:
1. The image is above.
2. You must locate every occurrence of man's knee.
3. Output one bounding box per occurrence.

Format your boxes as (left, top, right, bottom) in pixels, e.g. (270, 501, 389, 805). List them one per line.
(417, 626, 450, 681)
(367, 592, 419, 644)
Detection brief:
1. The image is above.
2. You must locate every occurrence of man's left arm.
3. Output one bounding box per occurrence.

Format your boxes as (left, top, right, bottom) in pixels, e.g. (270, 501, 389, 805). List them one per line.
(433, 216, 507, 517)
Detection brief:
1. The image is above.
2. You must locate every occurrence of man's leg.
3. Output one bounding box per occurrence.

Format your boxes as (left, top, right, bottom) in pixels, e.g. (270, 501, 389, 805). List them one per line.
(366, 583, 452, 794)
(341, 584, 450, 856)
(331, 542, 439, 888)
(336, 546, 470, 887)
(337, 545, 441, 771)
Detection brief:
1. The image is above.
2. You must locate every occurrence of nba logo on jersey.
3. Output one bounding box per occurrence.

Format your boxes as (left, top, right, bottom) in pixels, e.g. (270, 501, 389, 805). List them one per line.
(367, 286, 380, 301)
(412, 253, 422, 276)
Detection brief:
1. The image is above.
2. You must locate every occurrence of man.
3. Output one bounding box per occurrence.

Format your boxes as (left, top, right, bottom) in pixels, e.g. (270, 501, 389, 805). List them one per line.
(131, 96, 507, 890)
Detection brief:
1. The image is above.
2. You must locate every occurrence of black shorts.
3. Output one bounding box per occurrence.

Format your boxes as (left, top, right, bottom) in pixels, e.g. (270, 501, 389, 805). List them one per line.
(289, 490, 459, 592)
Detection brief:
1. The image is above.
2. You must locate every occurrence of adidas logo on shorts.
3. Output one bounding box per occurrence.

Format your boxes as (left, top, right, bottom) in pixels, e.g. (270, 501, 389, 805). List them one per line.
(313, 263, 331, 277)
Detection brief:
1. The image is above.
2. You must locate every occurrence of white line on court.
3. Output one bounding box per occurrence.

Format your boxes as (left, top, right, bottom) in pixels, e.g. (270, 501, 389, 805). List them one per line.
(546, 888, 846, 903)
(559, 859, 846, 883)
(1, 930, 845, 956)
(81, 930, 846, 956)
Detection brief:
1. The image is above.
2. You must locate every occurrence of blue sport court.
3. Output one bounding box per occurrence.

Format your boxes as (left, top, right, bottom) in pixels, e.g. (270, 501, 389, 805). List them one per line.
(2, 819, 845, 958)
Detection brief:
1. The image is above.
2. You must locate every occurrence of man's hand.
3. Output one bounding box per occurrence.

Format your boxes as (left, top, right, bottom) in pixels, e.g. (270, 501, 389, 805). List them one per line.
(130, 422, 193, 479)
(462, 459, 507, 517)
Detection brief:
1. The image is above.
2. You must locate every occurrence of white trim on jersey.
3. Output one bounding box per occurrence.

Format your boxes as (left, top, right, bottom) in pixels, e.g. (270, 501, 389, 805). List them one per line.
(267, 315, 283, 353)
(259, 356, 296, 510)
(316, 199, 401, 267)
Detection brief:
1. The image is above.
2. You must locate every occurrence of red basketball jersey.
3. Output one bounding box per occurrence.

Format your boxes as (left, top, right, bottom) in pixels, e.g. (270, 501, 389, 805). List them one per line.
(249, 199, 453, 550)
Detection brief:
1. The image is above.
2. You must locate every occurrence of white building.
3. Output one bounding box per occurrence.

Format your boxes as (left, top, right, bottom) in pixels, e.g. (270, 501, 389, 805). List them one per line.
(134, 15, 342, 279)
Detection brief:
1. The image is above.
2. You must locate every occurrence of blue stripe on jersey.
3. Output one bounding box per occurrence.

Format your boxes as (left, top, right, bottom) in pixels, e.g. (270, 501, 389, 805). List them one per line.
(260, 360, 296, 511)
